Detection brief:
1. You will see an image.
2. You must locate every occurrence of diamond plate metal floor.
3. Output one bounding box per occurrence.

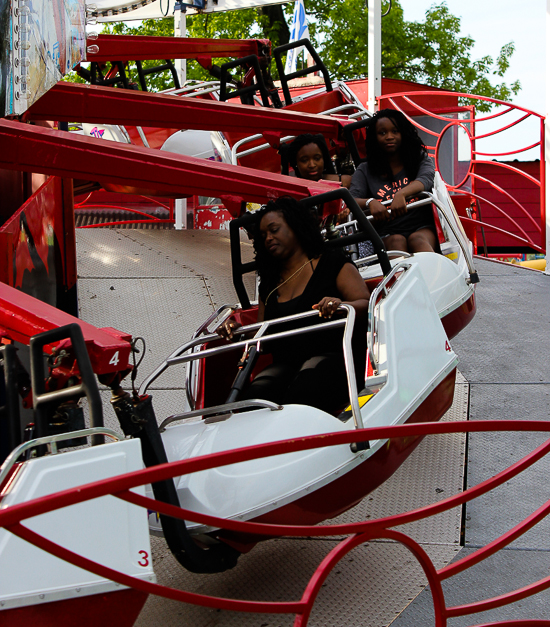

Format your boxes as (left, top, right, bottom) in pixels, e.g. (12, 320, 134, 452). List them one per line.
(134, 381, 467, 627)
(392, 257, 550, 626)
(76, 228, 469, 626)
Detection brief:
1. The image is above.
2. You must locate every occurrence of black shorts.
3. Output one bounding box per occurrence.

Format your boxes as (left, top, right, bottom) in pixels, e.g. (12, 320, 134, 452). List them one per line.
(375, 205, 436, 240)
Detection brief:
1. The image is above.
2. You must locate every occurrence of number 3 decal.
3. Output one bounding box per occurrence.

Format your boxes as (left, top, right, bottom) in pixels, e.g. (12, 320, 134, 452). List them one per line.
(138, 550, 149, 567)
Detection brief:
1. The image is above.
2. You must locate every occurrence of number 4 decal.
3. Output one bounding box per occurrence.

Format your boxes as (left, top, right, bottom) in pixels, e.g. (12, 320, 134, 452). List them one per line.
(445, 341, 452, 352)
(109, 351, 120, 366)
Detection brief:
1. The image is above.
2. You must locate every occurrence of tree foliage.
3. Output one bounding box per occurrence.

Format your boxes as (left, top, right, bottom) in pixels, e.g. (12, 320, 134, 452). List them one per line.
(78, 0, 519, 110)
(306, 0, 520, 110)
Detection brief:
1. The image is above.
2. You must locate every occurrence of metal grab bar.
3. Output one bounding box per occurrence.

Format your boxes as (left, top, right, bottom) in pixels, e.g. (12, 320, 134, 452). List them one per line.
(0, 428, 123, 488)
(333, 197, 433, 234)
(354, 250, 413, 267)
(367, 261, 413, 374)
(230, 103, 370, 165)
(421, 191, 479, 283)
(185, 305, 236, 410)
(167, 317, 345, 366)
(140, 308, 330, 395)
(142, 306, 364, 430)
(164, 81, 222, 98)
(334, 190, 479, 283)
(231, 133, 296, 165)
(159, 399, 282, 431)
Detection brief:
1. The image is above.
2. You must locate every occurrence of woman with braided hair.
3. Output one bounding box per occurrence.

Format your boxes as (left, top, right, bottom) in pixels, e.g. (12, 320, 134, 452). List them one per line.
(350, 109, 437, 254)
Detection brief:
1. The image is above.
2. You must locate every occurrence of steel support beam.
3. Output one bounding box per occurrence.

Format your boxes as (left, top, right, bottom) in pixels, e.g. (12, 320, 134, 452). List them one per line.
(0, 119, 338, 214)
(367, 0, 381, 114)
(85, 34, 270, 64)
(25, 83, 348, 142)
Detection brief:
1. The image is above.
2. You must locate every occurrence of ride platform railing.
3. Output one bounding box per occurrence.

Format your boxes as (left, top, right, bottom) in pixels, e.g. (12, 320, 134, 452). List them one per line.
(380, 91, 545, 254)
(2, 420, 550, 627)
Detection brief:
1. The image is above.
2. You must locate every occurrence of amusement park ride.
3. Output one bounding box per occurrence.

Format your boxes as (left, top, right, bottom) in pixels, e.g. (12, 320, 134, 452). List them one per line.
(0, 1, 547, 626)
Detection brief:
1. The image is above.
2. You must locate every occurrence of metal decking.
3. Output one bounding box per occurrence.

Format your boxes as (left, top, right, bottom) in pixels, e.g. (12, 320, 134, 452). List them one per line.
(76, 230, 550, 625)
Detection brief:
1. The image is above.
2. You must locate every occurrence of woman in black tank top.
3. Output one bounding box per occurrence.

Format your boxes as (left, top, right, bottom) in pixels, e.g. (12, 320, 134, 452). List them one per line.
(218, 197, 370, 415)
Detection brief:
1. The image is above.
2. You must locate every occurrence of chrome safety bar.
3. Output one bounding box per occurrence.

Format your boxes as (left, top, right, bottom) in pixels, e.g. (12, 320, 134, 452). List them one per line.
(336, 192, 477, 280)
(143, 306, 363, 430)
(367, 261, 413, 373)
(159, 399, 282, 431)
(333, 197, 433, 235)
(421, 191, 478, 280)
(141, 305, 237, 402)
(231, 133, 296, 165)
(355, 250, 413, 268)
(185, 305, 236, 410)
(166, 81, 222, 97)
(0, 427, 123, 488)
(231, 103, 370, 165)
(140, 334, 218, 396)
(135, 126, 150, 148)
(116, 125, 132, 144)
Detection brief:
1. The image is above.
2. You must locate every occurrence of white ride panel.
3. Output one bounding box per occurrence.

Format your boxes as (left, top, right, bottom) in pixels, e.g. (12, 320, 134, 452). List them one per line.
(149, 262, 457, 535)
(0, 439, 154, 610)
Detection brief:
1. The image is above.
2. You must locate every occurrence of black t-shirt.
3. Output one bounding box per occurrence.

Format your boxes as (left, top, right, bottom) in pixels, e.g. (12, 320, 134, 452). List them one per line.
(259, 249, 365, 366)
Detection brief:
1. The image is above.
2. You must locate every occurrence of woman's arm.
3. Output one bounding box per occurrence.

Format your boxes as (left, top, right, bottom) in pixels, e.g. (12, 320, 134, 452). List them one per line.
(389, 179, 426, 217)
(313, 263, 370, 319)
(391, 155, 434, 216)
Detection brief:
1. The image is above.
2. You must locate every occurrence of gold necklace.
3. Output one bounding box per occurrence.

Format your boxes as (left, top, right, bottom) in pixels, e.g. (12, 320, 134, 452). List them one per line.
(265, 257, 312, 305)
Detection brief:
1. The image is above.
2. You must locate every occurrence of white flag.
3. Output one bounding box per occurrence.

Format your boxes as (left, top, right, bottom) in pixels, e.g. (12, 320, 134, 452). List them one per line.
(284, 0, 309, 75)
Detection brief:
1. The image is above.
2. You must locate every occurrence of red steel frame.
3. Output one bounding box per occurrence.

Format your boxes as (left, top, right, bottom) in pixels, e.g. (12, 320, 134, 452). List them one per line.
(2, 419, 550, 627)
(84, 34, 271, 64)
(24, 82, 349, 144)
(0, 282, 132, 374)
(0, 119, 340, 216)
(381, 91, 546, 253)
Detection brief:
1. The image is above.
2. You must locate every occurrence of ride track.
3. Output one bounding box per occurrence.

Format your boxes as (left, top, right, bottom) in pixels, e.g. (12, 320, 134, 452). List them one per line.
(63, 84, 545, 256)
(2, 419, 550, 627)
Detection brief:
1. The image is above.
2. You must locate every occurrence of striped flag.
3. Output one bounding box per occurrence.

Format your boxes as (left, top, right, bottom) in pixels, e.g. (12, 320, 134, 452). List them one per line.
(284, 0, 309, 75)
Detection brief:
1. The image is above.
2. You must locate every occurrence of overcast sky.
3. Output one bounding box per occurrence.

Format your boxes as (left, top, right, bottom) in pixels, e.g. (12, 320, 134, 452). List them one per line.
(403, 0, 544, 114)
(402, 1, 545, 160)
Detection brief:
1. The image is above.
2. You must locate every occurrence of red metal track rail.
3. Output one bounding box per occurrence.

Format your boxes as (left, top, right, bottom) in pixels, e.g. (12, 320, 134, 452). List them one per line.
(3, 420, 550, 626)
(0, 283, 132, 374)
(24, 82, 348, 142)
(85, 34, 270, 64)
(0, 120, 338, 214)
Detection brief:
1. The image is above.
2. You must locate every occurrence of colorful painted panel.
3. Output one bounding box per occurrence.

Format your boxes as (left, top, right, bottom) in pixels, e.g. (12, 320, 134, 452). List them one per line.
(0, 176, 76, 308)
(7, 0, 86, 115)
(0, 0, 10, 115)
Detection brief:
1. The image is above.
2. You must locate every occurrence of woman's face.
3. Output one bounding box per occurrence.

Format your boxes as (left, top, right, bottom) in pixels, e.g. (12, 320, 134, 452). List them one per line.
(259, 211, 300, 260)
(375, 117, 402, 155)
(295, 142, 325, 181)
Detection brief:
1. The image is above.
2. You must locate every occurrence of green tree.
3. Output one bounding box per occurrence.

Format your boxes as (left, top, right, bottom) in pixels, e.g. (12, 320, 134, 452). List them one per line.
(91, 7, 289, 90)
(306, 0, 520, 110)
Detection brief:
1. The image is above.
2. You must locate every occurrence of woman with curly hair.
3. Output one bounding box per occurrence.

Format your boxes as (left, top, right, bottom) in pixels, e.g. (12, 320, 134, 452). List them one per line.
(349, 109, 437, 253)
(284, 133, 352, 188)
(218, 196, 369, 413)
